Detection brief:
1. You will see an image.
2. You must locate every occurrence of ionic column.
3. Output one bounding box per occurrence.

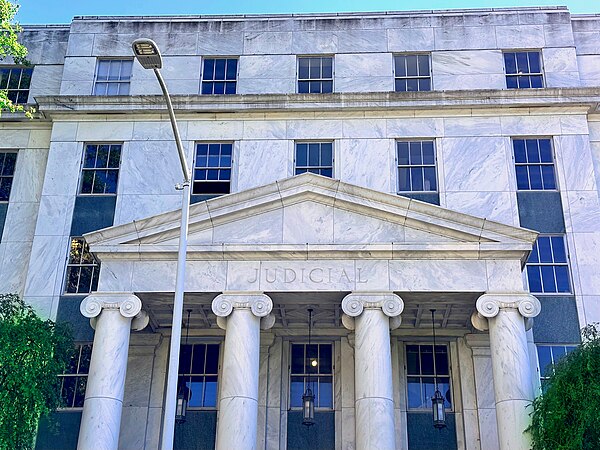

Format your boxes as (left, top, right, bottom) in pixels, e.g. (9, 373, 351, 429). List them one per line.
(212, 293, 274, 450)
(471, 293, 541, 450)
(77, 293, 149, 450)
(341, 292, 404, 450)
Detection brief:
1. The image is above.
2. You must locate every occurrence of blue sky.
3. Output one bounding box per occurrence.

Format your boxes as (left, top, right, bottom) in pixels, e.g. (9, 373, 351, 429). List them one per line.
(16, 0, 597, 24)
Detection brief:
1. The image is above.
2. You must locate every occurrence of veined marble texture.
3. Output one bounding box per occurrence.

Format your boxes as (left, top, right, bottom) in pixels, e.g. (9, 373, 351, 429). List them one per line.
(338, 139, 394, 192)
(431, 50, 504, 76)
(387, 27, 434, 52)
(578, 55, 600, 85)
(555, 135, 596, 191)
(495, 25, 545, 48)
(571, 232, 600, 295)
(40, 142, 82, 197)
(244, 31, 292, 55)
(59, 57, 96, 95)
(443, 192, 518, 226)
(239, 54, 296, 79)
(236, 140, 290, 191)
(336, 53, 392, 78)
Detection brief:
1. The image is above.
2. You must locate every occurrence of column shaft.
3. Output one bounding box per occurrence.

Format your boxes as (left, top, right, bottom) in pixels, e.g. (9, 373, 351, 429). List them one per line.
(354, 309, 396, 450)
(78, 310, 132, 450)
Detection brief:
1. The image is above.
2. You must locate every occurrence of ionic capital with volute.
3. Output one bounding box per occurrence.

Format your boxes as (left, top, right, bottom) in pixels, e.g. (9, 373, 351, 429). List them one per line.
(471, 292, 541, 332)
(80, 292, 149, 331)
(212, 292, 275, 330)
(341, 292, 404, 330)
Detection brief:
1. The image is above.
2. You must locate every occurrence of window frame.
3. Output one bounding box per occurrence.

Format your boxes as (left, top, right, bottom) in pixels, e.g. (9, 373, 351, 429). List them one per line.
(192, 141, 233, 197)
(78, 142, 123, 196)
(297, 55, 334, 94)
(393, 53, 432, 92)
(525, 234, 572, 295)
(0, 150, 18, 203)
(58, 343, 93, 410)
(396, 139, 438, 193)
(405, 342, 453, 412)
(178, 342, 221, 410)
(512, 137, 558, 191)
(93, 59, 133, 96)
(294, 141, 334, 178)
(289, 342, 335, 411)
(200, 57, 239, 95)
(503, 50, 545, 89)
(0, 66, 33, 104)
(63, 237, 100, 295)
(536, 344, 577, 387)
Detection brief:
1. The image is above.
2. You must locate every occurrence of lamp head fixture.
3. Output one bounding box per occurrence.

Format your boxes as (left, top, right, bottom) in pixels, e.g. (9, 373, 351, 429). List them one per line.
(132, 38, 163, 69)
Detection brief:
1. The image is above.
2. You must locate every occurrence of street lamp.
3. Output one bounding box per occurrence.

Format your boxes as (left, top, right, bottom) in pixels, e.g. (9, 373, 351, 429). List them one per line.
(132, 38, 191, 450)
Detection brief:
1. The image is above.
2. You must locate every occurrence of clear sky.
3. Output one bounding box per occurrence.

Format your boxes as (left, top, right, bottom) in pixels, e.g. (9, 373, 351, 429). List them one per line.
(15, 0, 598, 25)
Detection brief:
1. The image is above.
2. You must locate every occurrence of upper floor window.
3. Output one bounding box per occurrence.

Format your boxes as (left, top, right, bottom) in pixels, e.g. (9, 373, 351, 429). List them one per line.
(290, 343, 333, 409)
(295, 142, 333, 178)
(201, 58, 238, 95)
(178, 343, 220, 408)
(526, 235, 571, 294)
(397, 140, 437, 192)
(504, 51, 544, 89)
(0, 67, 33, 103)
(407, 344, 452, 410)
(513, 138, 556, 191)
(298, 56, 333, 94)
(59, 344, 92, 408)
(79, 143, 122, 195)
(0, 151, 17, 202)
(537, 345, 576, 389)
(93, 59, 133, 96)
(193, 142, 232, 196)
(394, 54, 431, 92)
(64, 237, 100, 294)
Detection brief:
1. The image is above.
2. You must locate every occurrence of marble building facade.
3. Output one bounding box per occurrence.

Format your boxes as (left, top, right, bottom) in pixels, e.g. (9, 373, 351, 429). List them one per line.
(1, 5, 600, 450)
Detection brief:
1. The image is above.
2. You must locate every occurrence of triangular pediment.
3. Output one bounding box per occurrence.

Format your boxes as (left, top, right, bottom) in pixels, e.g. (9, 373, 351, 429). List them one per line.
(85, 173, 536, 261)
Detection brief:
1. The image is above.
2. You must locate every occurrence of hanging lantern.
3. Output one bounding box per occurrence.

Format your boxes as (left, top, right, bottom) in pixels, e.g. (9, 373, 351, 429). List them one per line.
(175, 383, 190, 424)
(302, 386, 315, 427)
(431, 388, 446, 429)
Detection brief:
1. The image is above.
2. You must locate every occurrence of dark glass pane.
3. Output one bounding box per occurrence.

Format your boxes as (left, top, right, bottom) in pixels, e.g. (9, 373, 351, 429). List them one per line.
(320, 143, 332, 166)
(420, 346, 434, 375)
(203, 59, 215, 80)
(179, 344, 192, 374)
(298, 58, 310, 79)
(21, 68, 33, 88)
(321, 57, 333, 78)
(398, 168, 410, 191)
(319, 344, 332, 374)
(78, 267, 93, 293)
(506, 76, 518, 89)
(117, 83, 130, 96)
(423, 167, 437, 191)
(538, 237, 552, 262)
(418, 78, 431, 91)
(7, 90, 18, 103)
(0, 68, 9, 89)
(407, 377, 422, 409)
(66, 349, 80, 374)
(213, 82, 225, 95)
(531, 75, 544, 88)
(528, 241, 539, 263)
(417, 55, 429, 76)
(321, 81, 333, 93)
(107, 146, 121, 168)
(221, 144, 232, 156)
(525, 140, 540, 163)
(3, 152, 16, 175)
(226, 59, 237, 80)
(61, 377, 76, 407)
(91, 267, 99, 292)
(191, 344, 207, 374)
(395, 56, 406, 77)
(7, 70, 19, 89)
(504, 53, 517, 74)
(513, 140, 526, 163)
(538, 139, 553, 163)
(435, 348, 449, 375)
(298, 81, 309, 93)
(397, 142, 409, 164)
(438, 378, 452, 408)
(205, 344, 219, 374)
(0, 178, 10, 201)
(308, 168, 319, 174)
(406, 78, 419, 92)
(296, 144, 308, 166)
(306, 344, 318, 374)
(515, 166, 529, 190)
(411, 167, 423, 191)
(529, 165, 543, 190)
(214, 59, 226, 80)
(321, 168, 332, 178)
(80, 345, 92, 373)
(308, 143, 320, 166)
(406, 55, 418, 76)
(528, 52, 541, 73)
(309, 58, 321, 79)
(65, 267, 80, 293)
(194, 169, 207, 181)
(537, 346, 552, 378)
(96, 145, 109, 168)
(83, 146, 97, 168)
(553, 346, 567, 361)
(516, 52, 529, 74)
(309, 81, 321, 94)
(319, 376, 333, 408)
(555, 266, 570, 293)
(16, 90, 28, 104)
(541, 166, 556, 189)
(406, 346, 419, 375)
(219, 169, 231, 181)
(208, 143, 221, 157)
(541, 265, 556, 292)
(201, 82, 213, 95)
(196, 143, 209, 157)
(187, 376, 204, 407)
(290, 376, 304, 408)
(518, 75, 531, 89)
(225, 82, 236, 94)
(395, 79, 407, 92)
(527, 265, 542, 292)
(92, 170, 107, 194)
(409, 142, 422, 164)
(204, 376, 218, 407)
(74, 377, 87, 407)
(551, 237, 567, 263)
(105, 171, 118, 194)
(422, 377, 436, 408)
(106, 83, 119, 95)
(291, 344, 304, 374)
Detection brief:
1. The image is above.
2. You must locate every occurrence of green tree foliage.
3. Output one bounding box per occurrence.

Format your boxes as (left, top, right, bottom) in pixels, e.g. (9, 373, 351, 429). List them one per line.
(529, 324, 600, 450)
(0, 294, 73, 450)
(0, 0, 34, 117)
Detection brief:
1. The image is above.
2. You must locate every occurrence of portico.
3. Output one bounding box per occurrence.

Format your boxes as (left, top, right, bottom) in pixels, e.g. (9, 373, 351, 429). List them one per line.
(77, 173, 540, 450)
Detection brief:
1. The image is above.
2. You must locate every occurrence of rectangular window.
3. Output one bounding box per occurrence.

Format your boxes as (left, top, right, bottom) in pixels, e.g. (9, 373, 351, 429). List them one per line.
(298, 56, 333, 94)
(504, 51, 544, 89)
(0, 67, 33, 103)
(93, 59, 133, 96)
(295, 142, 333, 177)
(526, 235, 571, 294)
(64, 237, 100, 294)
(513, 138, 556, 191)
(193, 142, 232, 196)
(59, 344, 92, 408)
(79, 143, 122, 195)
(178, 343, 220, 408)
(537, 345, 576, 388)
(397, 140, 437, 192)
(0, 151, 17, 202)
(290, 343, 333, 409)
(201, 58, 238, 95)
(394, 54, 431, 92)
(406, 344, 452, 410)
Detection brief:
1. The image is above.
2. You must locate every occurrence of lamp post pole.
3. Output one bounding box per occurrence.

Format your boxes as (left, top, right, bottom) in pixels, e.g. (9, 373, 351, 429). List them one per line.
(132, 39, 190, 450)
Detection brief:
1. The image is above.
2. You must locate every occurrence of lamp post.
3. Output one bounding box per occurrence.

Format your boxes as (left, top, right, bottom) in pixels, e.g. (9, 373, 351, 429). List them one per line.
(132, 38, 191, 450)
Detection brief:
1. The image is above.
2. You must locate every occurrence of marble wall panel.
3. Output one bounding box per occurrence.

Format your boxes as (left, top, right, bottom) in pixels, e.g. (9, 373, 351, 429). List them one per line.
(58, 80, 94, 96)
(27, 130, 52, 149)
(333, 208, 403, 244)
(389, 260, 487, 291)
(386, 118, 443, 137)
(591, 142, 600, 195)
(213, 209, 284, 244)
(91, 33, 139, 57)
(555, 135, 596, 191)
(495, 25, 545, 48)
(187, 120, 244, 141)
(573, 31, 600, 55)
(559, 115, 589, 136)
(114, 194, 181, 225)
(336, 53, 392, 78)
(542, 47, 579, 73)
(336, 29, 388, 53)
(282, 201, 334, 244)
(442, 117, 502, 137)
(581, 295, 600, 325)
(123, 347, 155, 407)
(434, 26, 497, 50)
(291, 31, 339, 54)
(196, 32, 244, 55)
(25, 296, 55, 320)
(434, 74, 506, 90)
(20, 29, 69, 65)
(28, 65, 64, 102)
(485, 259, 524, 291)
(243, 31, 292, 54)
(75, 121, 134, 142)
(545, 71, 581, 88)
(0, 241, 32, 294)
(2, 202, 38, 243)
(41, 142, 82, 197)
(65, 32, 94, 57)
(238, 55, 296, 79)
(286, 119, 342, 139)
(577, 55, 600, 85)
(572, 233, 600, 295)
(335, 76, 392, 93)
(236, 139, 290, 191)
(59, 57, 97, 95)
(441, 137, 511, 192)
(0, 129, 30, 149)
(225, 261, 261, 291)
(432, 50, 504, 76)
(565, 191, 600, 233)
(97, 260, 134, 292)
(131, 260, 227, 292)
(543, 23, 576, 47)
(500, 115, 561, 136)
(443, 192, 518, 226)
(256, 260, 356, 291)
(118, 407, 148, 450)
(10, 148, 48, 203)
(242, 121, 287, 140)
(341, 119, 386, 139)
(237, 77, 296, 94)
(337, 138, 393, 192)
(23, 235, 68, 297)
(132, 121, 189, 142)
(387, 27, 434, 52)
